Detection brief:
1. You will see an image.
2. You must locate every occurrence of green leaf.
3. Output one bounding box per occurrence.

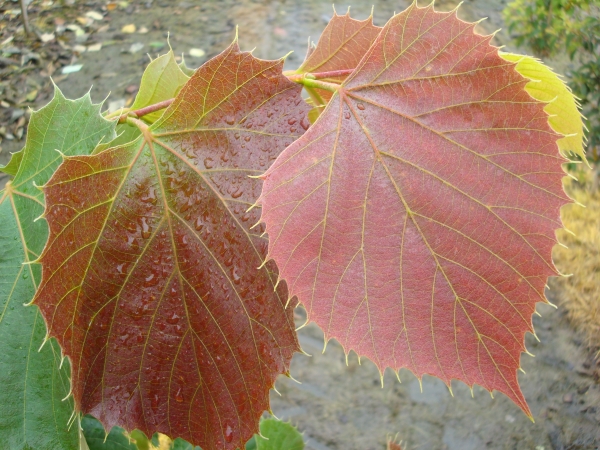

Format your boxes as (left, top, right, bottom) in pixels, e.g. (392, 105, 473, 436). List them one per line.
(82, 416, 137, 450)
(255, 419, 304, 450)
(0, 147, 24, 176)
(171, 438, 202, 450)
(500, 52, 588, 165)
(130, 50, 190, 123)
(0, 85, 116, 449)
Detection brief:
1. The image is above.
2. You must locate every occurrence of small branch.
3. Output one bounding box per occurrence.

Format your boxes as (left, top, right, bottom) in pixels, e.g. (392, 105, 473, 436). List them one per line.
(310, 68, 354, 80)
(126, 116, 149, 131)
(104, 108, 131, 120)
(292, 77, 340, 93)
(19, 0, 31, 36)
(104, 98, 175, 123)
(126, 98, 174, 121)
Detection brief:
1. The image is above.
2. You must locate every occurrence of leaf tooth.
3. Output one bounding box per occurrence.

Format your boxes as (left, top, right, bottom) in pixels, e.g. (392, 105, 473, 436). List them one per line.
(295, 317, 309, 331)
(394, 370, 402, 383)
(273, 275, 281, 291)
(322, 336, 328, 354)
(246, 201, 260, 212)
(21, 258, 40, 265)
(272, 385, 281, 396)
(32, 180, 44, 192)
(37, 334, 50, 352)
(447, 383, 454, 397)
(519, 367, 527, 374)
(61, 385, 72, 402)
(249, 218, 263, 230)
(66, 409, 78, 430)
(284, 372, 302, 385)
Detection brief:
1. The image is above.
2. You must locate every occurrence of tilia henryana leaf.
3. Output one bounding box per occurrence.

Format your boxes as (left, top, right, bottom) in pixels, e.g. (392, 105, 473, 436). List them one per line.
(33, 40, 308, 450)
(259, 3, 569, 415)
(297, 10, 381, 103)
(129, 49, 190, 124)
(0, 86, 116, 449)
(298, 9, 381, 80)
(500, 52, 588, 165)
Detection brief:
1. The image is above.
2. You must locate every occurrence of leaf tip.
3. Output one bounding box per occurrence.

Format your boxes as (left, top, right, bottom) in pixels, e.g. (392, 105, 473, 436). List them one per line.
(32, 180, 45, 193)
(61, 386, 73, 402)
(295, 317, 309, 331)
(299, 346, 312, 357)
(285, 371, 302, 385)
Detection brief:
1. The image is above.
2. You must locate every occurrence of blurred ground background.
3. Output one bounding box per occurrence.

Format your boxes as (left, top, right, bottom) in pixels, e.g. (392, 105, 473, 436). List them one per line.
(1, 0, 599, 449)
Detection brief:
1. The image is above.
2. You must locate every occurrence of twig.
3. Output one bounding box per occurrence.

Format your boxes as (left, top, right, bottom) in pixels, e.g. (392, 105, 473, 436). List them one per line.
(19, 0, 31, 36)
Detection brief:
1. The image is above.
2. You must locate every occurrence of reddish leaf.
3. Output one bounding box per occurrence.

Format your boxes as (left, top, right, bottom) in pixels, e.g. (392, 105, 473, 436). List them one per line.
(34, 42, 308, 450)
(298, 9, 381, 80)
(297, 10, 381, 101)
(259, 4, 568, 414)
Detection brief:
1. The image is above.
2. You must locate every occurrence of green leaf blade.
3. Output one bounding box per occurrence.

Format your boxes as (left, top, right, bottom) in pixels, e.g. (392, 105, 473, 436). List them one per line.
(255, 419, 304, 450)
(0, 86, 117, 449)
(0, 147, 24, 176)
(130, 50, 190, 123)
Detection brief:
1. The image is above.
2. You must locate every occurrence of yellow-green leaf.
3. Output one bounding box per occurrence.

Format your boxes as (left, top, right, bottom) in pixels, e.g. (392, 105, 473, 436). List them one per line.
(130, 50, 190, 123)
(500, 52, 588, 165)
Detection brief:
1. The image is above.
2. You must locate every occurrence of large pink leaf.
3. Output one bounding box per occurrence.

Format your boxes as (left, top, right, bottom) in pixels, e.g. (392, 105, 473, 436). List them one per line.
(259, 4, 568, 414)
(33, 42, 306, 449)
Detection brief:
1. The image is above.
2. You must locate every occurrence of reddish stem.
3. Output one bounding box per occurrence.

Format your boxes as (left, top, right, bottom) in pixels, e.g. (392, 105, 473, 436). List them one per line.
(310, 68, 354, 80)
(117, 98, 174, 124)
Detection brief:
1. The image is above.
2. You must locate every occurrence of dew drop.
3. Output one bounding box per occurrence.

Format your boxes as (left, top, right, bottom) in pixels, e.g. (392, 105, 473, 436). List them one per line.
(144, 273, 157, 287)
(204, 157, 215, 169)
(225, 424, 233, 443)
(357, 103, 365, 110)
(22, 273, 28, 279)
(244, 135, 251, 142)
(175, 387, 184, 403)
(231, 187, 243, 199)
(224, 115, 235, 125)
(166, 312, 180, 325)
(141, 223, 152, 240)
(141, 186, 157, 204)
(287, 117, 297, 125)
(344, 112, 350, 119)
(300, 116, 310, 130)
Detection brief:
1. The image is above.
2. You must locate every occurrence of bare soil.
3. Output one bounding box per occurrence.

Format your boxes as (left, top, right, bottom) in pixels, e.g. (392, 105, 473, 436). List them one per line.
(1, 1, 599, 449)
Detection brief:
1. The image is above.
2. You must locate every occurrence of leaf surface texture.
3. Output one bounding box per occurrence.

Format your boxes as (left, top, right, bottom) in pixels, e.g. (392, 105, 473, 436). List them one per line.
(260, 4, 568, 414)
(34, 42, 307, 450)
(0, 87, 116, 449)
